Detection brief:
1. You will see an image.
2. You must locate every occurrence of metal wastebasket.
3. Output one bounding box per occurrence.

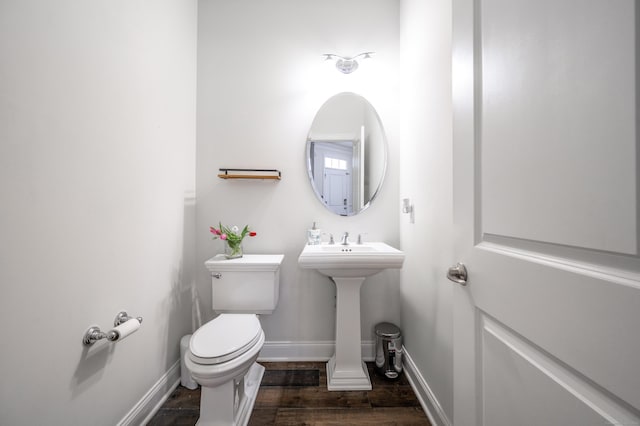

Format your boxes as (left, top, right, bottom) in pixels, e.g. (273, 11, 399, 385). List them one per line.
(374, 322, 403, 379)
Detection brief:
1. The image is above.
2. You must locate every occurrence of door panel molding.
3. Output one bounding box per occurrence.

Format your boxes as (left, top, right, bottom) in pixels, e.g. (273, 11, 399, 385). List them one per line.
(481, 314, 640, 425)
(478, 238, 640, 282)
(476, 0, 637, 255)
(471, 249, 640, 409)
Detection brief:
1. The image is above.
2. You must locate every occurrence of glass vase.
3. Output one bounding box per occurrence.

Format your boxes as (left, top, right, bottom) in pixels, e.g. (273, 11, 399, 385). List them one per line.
(224, 241, 243, 259)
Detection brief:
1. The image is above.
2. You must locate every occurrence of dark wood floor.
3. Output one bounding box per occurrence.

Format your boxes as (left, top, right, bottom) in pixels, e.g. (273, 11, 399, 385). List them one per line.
(148, 361, 431, 425)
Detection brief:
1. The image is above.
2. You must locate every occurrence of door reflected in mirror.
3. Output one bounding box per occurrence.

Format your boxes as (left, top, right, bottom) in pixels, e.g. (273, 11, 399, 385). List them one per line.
(306, 93, 387, 216)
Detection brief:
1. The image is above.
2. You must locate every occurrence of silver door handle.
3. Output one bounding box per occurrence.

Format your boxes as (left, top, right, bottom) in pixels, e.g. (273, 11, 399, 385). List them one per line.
(447, 263, 467, 285)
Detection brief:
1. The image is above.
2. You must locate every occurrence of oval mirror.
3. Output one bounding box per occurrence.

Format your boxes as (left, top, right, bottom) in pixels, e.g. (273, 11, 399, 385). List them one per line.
(306, 92, 387, 216)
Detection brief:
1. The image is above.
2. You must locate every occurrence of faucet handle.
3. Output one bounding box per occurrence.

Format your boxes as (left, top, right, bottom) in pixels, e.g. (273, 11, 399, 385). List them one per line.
(340, 232, 350, 245)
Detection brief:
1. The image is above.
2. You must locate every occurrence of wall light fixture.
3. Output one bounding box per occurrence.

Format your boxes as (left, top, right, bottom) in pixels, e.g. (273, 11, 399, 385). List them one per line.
(323, 52, 375, 74)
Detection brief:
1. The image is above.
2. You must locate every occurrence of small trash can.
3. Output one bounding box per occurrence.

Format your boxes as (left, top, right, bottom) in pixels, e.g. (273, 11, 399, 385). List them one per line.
(374, 322, 403, 380)
(180, 335, 198, 390)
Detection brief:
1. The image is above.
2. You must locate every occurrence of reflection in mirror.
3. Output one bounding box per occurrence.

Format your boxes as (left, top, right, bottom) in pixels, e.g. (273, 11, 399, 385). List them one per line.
(306, 93, 387, 216)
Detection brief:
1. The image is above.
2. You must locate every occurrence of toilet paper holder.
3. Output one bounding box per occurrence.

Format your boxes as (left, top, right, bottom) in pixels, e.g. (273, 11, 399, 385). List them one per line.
(82, 311, 143, 346)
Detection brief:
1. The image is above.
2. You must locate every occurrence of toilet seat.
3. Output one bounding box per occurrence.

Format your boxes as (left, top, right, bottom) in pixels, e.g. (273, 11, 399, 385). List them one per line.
(189, 314, 262, 365)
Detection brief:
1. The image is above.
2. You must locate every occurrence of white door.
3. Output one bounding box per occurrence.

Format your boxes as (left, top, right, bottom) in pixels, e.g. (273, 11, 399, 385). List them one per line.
(324, 167, 351, 215)
(452, 0, 640, 425)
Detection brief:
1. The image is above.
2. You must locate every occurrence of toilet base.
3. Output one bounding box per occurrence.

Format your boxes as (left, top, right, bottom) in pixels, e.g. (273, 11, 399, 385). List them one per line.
(196, 362, 265, 426)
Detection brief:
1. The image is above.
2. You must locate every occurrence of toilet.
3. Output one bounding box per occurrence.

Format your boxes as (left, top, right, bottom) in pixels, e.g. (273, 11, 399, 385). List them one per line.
(184, 254, 284, 426)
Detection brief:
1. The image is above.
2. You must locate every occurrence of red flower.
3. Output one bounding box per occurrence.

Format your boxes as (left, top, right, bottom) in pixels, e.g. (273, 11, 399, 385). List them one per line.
(249, 232, 257, 237)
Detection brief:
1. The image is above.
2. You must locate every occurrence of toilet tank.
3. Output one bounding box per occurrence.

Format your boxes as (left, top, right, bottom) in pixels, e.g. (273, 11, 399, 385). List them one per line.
(204, 254, 284, 314)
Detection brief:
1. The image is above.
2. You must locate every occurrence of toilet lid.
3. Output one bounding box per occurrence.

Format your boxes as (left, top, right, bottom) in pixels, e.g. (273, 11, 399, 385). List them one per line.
(189, 314, 262, 365)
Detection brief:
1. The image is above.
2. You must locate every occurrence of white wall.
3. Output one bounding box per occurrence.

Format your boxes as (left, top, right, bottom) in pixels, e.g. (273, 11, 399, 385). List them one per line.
(196, 0, 400, 350)
(0, 1, 197, 424)
(399, 0, 454, 421)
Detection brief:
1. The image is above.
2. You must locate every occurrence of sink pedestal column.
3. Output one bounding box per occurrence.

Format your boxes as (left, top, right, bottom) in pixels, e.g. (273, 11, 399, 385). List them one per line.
(327, 276, 371, 391)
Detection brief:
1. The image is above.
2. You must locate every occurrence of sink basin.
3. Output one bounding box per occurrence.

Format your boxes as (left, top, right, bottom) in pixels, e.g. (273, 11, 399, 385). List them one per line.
(298, 241, 405, 391)
(298, 242, 405, 277)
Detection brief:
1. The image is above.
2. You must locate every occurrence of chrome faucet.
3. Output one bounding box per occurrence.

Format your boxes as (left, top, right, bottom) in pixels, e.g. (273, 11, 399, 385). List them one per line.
(340, 232, 350, 245)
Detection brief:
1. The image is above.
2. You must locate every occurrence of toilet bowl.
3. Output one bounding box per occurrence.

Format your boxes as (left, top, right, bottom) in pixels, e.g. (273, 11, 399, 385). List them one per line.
(185, 314, 265, 426)
(185, 254, 284, 426)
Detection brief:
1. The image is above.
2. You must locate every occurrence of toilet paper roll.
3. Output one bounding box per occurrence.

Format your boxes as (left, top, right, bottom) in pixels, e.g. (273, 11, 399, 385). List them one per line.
(108, 318, 141, 342)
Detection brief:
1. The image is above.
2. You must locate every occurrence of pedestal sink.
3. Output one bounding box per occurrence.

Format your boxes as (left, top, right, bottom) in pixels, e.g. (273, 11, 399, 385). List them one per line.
(298, 242, 405, 391)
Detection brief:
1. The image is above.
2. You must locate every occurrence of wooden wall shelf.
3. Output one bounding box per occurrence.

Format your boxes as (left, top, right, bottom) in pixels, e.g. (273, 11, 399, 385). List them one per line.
(217, 168, 281, 180)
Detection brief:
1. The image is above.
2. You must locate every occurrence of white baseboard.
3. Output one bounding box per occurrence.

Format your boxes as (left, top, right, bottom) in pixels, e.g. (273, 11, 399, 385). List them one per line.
(402, 347, 452, 426)
(258, 340, 375, 362)
(118, 360, 181, 426)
